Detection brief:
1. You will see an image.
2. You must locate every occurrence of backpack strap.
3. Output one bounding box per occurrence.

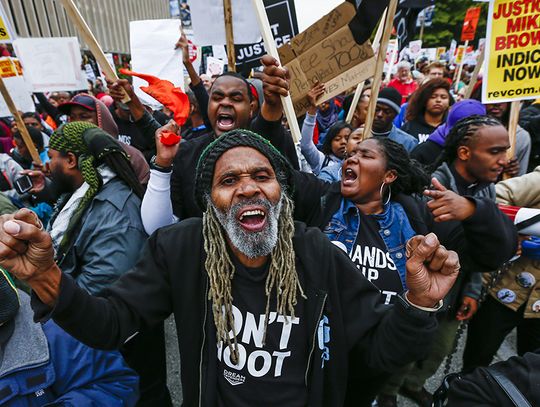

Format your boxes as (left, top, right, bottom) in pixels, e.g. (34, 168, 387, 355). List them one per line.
(487, 367, 532, 407)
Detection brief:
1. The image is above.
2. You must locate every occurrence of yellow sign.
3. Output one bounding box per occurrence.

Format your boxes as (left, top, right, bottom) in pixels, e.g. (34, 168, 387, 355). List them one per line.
(483, 0, 540, 103)
(0, 5, 15, 43)
(0, 57, 17, 78)
(436, 47, 446, 60)
(455, 45, 465, 65)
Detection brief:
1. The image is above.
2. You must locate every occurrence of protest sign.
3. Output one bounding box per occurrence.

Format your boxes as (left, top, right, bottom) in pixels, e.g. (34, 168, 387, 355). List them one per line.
(436, 47, 446, 60)
(212, 45, 228, 61)
(130, 19, 184, 108)
(425, 48, 437, 61)
(190, 0, 260, 45)
(408, 39, 422, 59)
(0, 57, 17, 78)
(206, 56, 225, 76)
(463, 51, 479, 66)
(455, 45, 466, 64)
(278, 2, 376, 117)
(384, 39, 399, 71)
(85, 64, 97, 82)
(461, 6, 481, 42)
(478, 38, 486, 53)
(449, 39, 457, 58)
(13, 37, 85, 92)
(0, 4, 15, 44)
(235, 0, 298, 71)
(0, 76, 35, 117)
(482, 0, 540, 103)
(417, 5, 435, 27)
(182, 29, 201, 79)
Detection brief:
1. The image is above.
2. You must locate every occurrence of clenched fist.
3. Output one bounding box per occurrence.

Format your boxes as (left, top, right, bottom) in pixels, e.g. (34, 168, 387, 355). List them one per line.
(405, 233, 460, 308)
(0, 209, 60, 306)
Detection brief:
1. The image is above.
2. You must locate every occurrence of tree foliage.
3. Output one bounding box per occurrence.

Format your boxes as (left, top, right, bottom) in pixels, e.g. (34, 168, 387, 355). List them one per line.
(419, 0, 490, 48)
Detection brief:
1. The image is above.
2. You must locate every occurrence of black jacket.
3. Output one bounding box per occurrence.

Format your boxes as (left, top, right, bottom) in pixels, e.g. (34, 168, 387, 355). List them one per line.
(33, 219, 438, 407)
(170, 114, 299, 219)
(411, 140, 444, 169)
(290, 172, 518, 312)
(448, 350, 540, 406)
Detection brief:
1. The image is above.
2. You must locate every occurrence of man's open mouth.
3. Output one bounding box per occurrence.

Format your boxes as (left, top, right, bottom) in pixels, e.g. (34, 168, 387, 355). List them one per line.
(217, 113, 236, 131)
(342, 167, 358, 186)
(237, 208, 267, 232)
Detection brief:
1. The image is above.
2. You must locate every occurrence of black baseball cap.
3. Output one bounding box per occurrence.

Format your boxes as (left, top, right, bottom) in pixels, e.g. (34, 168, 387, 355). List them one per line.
(58, 93, 97, 115)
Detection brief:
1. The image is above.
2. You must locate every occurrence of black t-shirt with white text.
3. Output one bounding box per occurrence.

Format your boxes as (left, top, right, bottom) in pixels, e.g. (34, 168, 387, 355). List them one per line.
(349, 212, 404, 305)
(217, 258, 308, 406)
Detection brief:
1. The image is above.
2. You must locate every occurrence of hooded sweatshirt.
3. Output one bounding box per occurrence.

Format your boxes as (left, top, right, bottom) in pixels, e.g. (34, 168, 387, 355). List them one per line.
(411, 100, 486, 167)
(91, 95, 150, 186)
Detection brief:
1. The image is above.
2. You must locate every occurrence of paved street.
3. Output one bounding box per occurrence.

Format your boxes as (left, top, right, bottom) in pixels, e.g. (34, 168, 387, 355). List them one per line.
(165, 317, 517, 406)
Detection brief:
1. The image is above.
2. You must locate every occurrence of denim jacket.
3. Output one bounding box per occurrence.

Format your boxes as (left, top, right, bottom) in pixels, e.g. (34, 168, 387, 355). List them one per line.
(323, 198, 416, 289)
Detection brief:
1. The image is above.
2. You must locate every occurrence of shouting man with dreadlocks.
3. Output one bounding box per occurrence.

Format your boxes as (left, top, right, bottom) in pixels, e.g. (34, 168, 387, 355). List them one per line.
(0, 129, 460, 406)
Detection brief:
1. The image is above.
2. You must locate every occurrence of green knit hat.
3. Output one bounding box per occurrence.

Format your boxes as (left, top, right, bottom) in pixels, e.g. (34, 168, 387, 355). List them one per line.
(49, 122, 128, 256)
(194, 129, 294, 211)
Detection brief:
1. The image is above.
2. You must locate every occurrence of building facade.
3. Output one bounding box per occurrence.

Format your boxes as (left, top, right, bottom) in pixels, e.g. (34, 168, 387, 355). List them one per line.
(1, 0, 170, 54)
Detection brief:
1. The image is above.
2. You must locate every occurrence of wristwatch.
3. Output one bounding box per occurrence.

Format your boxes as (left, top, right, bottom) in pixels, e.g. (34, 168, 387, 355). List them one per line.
(150, 155, 173, 173)
(397, 291, 444, 318)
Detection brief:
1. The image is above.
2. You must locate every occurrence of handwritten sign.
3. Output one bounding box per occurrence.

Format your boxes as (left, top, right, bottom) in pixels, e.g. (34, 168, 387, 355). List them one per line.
(278, 2, 376, 117)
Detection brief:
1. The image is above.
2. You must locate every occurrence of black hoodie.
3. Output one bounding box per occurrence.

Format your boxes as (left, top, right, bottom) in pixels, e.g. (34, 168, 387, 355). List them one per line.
(32, 218, 438, 407)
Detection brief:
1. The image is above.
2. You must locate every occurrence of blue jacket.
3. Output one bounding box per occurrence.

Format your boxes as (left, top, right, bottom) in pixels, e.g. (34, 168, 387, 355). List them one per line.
(55, 178, 147, 295)
(0, 292, 139, 406)
(323, 198, 416, 289)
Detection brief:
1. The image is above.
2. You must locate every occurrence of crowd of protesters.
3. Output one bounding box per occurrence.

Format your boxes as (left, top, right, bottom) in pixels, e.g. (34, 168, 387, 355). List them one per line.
(0, 27, 540, 407)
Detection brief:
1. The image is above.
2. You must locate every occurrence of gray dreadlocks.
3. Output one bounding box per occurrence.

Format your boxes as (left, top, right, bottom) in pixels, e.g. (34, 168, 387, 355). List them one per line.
(202, 192, 305, 364)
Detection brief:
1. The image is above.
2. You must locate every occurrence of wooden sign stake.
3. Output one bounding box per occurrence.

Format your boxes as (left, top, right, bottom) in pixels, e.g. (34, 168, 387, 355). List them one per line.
(60, 0, 130, 103)
(251, 0, 301, 144)
(0, 77, 42, 164)
(464, 47, 485, 99)
(223, 0, 237, 71)
(507, 101, 521, 160)
(454, 40, 469, 93)
(363, 0, 399, 139)
(346, 8, 387, 124)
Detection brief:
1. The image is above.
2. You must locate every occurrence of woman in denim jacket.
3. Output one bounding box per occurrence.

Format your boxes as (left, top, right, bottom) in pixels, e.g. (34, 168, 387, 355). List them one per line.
(290, 136, 517, 406)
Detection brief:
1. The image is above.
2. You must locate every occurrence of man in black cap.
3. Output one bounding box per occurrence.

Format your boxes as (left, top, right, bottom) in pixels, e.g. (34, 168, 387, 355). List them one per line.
(0, 267, 139, 405)
(372, 87, 418, 152)
(57, 93, 150, 186)
(0, 129, 460, 406)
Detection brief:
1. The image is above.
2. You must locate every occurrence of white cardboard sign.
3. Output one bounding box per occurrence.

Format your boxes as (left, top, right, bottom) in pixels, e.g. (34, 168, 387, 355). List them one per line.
(190, 0, 261, 45)
(13, 37, 84, 92)
(206, 56, 225, 76)
(0, 76, 35, 117)
(130, 19, 185, 108)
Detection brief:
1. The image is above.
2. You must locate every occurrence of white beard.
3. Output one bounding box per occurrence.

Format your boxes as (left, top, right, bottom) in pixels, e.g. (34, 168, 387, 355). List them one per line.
(211, 196, 282, 259)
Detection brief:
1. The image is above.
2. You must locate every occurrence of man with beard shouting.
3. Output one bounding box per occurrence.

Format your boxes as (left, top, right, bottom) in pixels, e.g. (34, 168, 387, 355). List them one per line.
(0, 130, 460, 406)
